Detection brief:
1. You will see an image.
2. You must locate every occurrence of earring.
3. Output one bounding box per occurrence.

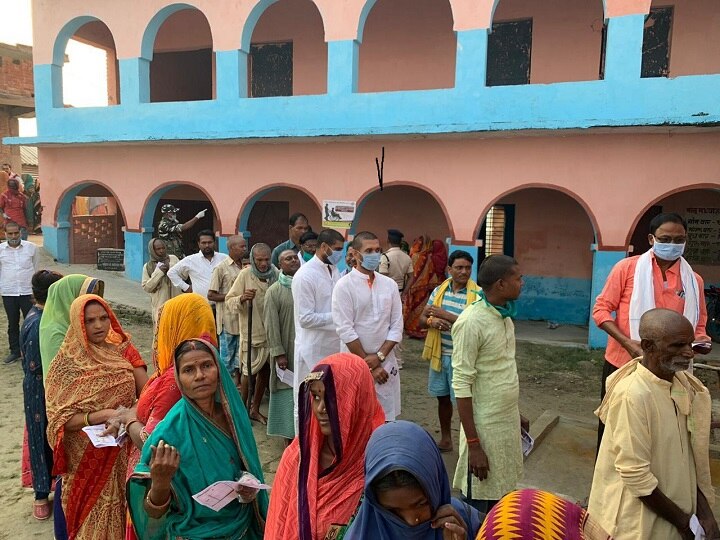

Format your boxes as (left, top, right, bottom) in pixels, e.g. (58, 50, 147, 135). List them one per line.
(415, 517, 420, 523)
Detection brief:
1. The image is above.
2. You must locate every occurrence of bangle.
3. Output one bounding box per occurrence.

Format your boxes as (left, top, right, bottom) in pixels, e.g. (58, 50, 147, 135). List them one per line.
(84, 412, 91, 427)
(145, 490, 171, 511)
(466, 437, 481, 446)
(125, 419, 140, 432)
(427, 316, 434, 326)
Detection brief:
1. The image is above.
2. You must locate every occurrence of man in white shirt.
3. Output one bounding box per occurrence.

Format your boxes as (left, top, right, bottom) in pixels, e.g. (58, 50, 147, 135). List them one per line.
(291, 228, 345, 430)
(0, 221, 39, 363)
(332, 230, 403, 421)
(167, 229, 227, 309)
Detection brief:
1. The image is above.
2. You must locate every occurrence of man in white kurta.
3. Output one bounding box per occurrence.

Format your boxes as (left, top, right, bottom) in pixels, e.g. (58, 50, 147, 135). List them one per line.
(332, 231, 404, 421)
(589, 308, 717, 540)
(291, 229, 345, 429)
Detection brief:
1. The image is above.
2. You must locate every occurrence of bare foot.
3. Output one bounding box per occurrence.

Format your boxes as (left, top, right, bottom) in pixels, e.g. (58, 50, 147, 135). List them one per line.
(250, 410, 267, 425)
(436, 440, 453, 453)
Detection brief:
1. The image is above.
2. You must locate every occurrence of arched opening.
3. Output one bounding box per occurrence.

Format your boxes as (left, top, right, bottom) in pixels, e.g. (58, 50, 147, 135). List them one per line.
(489, 0, 604, 86)
(238, 185, 321, 250)
(644, 0, 720, 77)
(148, 7, 214, 102)
(353, 184, 451, 246)
(358, 0, 456, 92)
(248, 0, 328, 97)
(628, 187, 720, 285)
(56, 182, 126, 264)
(477, 187, 597, 324)
(142, 183, 218, 257)
(56, 19, 119, 107)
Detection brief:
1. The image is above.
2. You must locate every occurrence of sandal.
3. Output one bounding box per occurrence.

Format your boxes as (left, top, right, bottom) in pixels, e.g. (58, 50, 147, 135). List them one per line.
(33, 500, 51, 521)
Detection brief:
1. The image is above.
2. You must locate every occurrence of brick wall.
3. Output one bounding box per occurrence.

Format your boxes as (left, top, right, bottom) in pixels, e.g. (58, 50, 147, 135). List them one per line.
(0, 43, 35, 173)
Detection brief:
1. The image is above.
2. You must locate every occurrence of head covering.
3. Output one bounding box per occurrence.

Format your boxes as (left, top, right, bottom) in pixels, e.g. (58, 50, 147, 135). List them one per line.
(145, 237, 168, 276)
(150, 293, 217, 380)
(477, 489, 611, 540)
(346, 421, 482, 540)
(250, 244, 278, 283)
(128, 338, 268, 540)
(161, 203, 178, 215)
(40, 274, 104, 378)
(265, 353, 386, 540)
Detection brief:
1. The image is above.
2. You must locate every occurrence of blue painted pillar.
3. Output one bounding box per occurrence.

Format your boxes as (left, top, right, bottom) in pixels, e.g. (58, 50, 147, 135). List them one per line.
(448, 243, 477, 282)
(455, 29, 489, 91)
(40, 225, 60, 261)
(124, 230, 153, 282)
(216, 50, 248, 100)
(327, 40, 359, 95)
(217, 235, 229, 255)
(33, 64, 62, 110)
(51, 221, 71, 264)
(589, 247, 626, 348)
(604, 14, 645, 82)
(119, 57, 150, 104)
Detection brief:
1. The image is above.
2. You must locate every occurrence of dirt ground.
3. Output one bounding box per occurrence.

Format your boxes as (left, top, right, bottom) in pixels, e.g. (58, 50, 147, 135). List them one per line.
(0, 303, 702, 538)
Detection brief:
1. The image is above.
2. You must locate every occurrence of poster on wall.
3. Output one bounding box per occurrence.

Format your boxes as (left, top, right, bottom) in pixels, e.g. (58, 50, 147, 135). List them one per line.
(684, 208, 720, 265)
(322, 200, 356, 229)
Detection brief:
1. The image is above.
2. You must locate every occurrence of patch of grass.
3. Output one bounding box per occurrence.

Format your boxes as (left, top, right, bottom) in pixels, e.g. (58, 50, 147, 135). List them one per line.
(517, 343, 606, 373)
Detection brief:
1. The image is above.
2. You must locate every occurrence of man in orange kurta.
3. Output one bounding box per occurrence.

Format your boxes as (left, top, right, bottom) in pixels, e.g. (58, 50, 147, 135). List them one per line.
(592, 213, 711, 449)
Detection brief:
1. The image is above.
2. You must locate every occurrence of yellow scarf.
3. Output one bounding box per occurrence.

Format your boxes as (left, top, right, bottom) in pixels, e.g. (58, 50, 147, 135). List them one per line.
(422, 278, 480, 372)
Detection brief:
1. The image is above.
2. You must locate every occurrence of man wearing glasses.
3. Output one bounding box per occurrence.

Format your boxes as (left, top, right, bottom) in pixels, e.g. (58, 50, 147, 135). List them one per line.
(593, 212, 712, 450)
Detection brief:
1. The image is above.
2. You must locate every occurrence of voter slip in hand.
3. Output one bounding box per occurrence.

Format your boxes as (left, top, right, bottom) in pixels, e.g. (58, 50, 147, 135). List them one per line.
(276, 368, 294, 386)
(82, 424, 127, 448)
(193, 473, 271, 512)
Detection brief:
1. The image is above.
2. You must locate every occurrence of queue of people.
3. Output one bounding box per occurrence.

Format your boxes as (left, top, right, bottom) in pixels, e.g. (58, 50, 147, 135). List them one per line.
(4, 208, 719, 539)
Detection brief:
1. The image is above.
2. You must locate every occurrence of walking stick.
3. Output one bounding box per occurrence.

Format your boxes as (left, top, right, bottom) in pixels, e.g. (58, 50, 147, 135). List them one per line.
(246, 299, 255, 413)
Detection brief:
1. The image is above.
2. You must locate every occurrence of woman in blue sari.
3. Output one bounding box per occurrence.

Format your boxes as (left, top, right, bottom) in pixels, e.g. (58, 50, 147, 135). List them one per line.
(346, 421, 483, 540)
(127, 338, 267, 539)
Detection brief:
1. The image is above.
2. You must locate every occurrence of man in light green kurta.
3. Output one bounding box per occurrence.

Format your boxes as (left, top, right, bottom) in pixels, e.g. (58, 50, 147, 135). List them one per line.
(264, 249, 300, 442)
(452, 255, 525, 513)
(589, 309, 718, 539)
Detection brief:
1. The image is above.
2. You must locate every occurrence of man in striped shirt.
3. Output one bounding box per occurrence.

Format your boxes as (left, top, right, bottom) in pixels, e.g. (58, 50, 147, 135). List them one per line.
(421, 250, 477, 452)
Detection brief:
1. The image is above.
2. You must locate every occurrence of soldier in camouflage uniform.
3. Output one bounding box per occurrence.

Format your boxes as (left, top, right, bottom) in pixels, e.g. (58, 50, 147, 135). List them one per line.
(157, 204, 207, 260)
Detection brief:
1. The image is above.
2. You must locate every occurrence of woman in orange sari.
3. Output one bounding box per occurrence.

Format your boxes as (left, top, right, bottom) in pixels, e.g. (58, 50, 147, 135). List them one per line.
(403, 238, 448, 338)
(45, 294, 147, 540)
(109, 293, 217, 540)
(266, 353, 385, 540)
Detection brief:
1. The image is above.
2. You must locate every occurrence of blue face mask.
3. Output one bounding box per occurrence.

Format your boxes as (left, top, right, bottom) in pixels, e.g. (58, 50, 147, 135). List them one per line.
(326, 248, 344, 266)
(652, 238, 685, 261)
(359, 252, 382, 272)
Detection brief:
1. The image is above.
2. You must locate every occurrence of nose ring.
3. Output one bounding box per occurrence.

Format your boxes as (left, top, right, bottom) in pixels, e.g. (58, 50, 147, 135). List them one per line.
(415, 517, 420, 523)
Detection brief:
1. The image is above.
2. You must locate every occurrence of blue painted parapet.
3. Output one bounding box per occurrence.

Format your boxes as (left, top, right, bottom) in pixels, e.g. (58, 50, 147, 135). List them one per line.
(515, 275, 592, 326)
(588, 247, 627, 348)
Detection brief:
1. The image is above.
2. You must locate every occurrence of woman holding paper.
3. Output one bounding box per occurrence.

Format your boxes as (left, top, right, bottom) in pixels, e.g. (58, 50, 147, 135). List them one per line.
(128, 338, 268, 539)
(45, 294, 148, 539)
(265, 352, 386, 540)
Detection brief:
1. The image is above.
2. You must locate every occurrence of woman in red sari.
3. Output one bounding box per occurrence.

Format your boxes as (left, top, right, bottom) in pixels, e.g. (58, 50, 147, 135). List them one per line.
(403, 237, 448, 338)
(45, 294, 147, 539)
(110, 293, 217, 540)
(266, 353, 385, 540)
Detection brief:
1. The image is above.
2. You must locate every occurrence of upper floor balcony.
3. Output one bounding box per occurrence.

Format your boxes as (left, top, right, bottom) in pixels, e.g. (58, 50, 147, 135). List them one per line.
(8, 0, 720, 146)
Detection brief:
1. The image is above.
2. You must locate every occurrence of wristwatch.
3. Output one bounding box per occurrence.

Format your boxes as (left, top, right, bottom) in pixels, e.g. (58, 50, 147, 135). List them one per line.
(376, 351, 386, 363)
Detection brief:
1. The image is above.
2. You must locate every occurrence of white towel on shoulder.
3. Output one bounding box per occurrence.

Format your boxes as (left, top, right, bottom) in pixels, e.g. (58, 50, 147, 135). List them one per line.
(628, 250, 700, 340)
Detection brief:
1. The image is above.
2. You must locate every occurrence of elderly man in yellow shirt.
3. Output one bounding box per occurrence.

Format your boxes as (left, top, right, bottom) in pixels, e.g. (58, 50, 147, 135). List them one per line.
(589, 308, 719, 540)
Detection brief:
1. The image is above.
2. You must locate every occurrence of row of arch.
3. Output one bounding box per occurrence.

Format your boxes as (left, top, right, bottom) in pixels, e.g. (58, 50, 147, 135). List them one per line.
(57, 179, 717, 250)
(53, 0, 720, 105)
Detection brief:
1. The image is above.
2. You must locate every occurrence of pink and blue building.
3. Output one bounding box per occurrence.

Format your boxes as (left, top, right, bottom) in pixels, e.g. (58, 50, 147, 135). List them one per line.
(7, 0, 720, 347)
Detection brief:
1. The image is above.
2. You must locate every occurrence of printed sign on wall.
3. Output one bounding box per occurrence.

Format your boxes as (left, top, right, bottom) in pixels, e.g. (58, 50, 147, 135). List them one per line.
(322, 200, 356, 229)
(685, 208, 720, 265)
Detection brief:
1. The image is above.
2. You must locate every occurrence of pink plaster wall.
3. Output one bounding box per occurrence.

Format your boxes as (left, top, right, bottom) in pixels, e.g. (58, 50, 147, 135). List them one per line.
(497, 189, 594, 278)
(354, 185, 451, 245)
(251, 0, 328, 95)
(652, 0, 720, 77)
(358, 0, 456, 92)
(253, 186, 322, 230)
(493, 0, 604, 84)
(153, 9, 213, 53)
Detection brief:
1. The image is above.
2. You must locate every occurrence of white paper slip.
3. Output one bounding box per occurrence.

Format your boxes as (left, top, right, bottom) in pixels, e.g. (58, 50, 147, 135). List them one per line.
(521, 428, 534, 458)
(193, 474, 271, 512)
(276, 368, 295, 386)
(690, 514, 706, 540)
(82, 424, 127, 448)
(237, 472, 271, 491)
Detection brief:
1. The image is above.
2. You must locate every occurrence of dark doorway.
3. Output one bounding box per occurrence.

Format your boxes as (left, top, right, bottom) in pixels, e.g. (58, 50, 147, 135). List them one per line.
(247, 201, 289, 250)
(629, 205, 662, 256)
(641, 7, 673, 78)
(153, 199, 215, 256)
(487, 19, 533, 87)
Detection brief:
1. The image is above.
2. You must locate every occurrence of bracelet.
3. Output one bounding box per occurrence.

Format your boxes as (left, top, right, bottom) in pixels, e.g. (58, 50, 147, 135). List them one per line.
(427, 316, 434, 326)
(145, 490, 171, 511)
(84, 412, 91, 427)
(125, 419, 140, 432)
(466, 437, 481, 446)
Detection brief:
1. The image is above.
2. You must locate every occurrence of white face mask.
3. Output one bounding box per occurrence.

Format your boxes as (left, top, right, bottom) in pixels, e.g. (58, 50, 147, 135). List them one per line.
(651, 237, 686, 261)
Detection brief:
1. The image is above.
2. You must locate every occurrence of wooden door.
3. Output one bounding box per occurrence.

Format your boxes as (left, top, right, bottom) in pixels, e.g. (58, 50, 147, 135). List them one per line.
(247, 201, 289, 251)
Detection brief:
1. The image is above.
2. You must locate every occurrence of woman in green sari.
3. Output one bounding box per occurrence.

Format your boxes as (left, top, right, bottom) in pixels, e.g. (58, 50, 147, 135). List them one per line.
(39, 274, 104, 377)
(128, 338, 267, 539)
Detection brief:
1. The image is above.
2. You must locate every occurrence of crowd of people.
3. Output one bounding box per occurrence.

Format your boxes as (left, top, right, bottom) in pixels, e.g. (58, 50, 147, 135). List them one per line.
(1, 208, 719, 539)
